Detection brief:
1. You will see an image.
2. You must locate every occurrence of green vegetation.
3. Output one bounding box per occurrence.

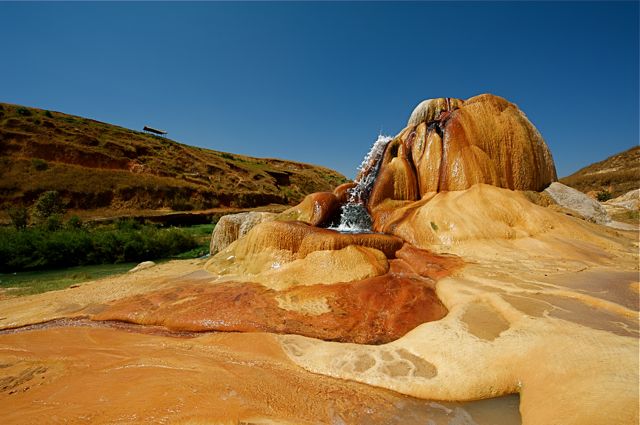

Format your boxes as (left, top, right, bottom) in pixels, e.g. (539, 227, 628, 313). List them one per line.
(31, 190, 66, 228)
(31, 158, 48, 171)
(596, 190, 612, 202)
(0, 219, 202, 273)
(172, 223, 214, 259)
(0, 222, 214, 296)
(1, 191, 214, 275)
(7, 207, 28, 230)
(16, 107, 31, 116)
(0, 262, 136, 296)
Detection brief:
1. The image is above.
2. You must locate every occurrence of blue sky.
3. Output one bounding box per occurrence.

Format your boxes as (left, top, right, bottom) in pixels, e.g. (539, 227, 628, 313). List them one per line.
(1, 1, 638, 179)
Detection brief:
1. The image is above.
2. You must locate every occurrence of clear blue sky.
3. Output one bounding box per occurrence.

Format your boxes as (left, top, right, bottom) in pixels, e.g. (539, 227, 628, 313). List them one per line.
(1, 1, 638, 179)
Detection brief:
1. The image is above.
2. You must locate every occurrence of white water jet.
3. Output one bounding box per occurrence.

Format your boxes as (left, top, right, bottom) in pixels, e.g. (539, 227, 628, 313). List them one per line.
(333, 134, 392, 233)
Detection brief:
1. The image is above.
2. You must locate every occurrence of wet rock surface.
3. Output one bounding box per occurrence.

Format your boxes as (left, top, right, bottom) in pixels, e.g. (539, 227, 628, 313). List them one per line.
(94, 245, 458, 344)
(0, 327, 522, 425)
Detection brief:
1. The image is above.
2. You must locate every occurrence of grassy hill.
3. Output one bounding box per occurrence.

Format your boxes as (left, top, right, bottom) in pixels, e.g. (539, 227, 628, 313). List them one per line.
(0, 102, 347, 217)
(560, 146, 639, 198)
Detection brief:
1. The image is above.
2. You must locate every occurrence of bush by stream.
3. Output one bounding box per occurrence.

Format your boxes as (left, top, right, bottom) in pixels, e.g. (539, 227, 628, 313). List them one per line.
(0, 219, 201, 273)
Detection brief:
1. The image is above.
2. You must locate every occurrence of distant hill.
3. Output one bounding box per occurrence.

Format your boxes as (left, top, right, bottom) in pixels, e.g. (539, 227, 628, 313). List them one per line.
(0, 102, 347, 216)
(560, 146, 639, 198)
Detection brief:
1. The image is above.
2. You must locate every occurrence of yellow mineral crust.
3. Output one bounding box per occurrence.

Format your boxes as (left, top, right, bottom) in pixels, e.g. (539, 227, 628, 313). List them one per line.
(374, 184, 627, 257)
(279, 185, 639, 425)
(207, 244, 389, 290)
(205, 220, 403, 289)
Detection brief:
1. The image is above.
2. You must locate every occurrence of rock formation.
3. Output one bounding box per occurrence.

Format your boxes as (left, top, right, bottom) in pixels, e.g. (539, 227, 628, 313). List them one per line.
(544, 181, 611, 224)
(276, 191, 341, 226)
(210, 211, 276, 254)
(95, 245, 454, 344)
(367, 94, 557, 212)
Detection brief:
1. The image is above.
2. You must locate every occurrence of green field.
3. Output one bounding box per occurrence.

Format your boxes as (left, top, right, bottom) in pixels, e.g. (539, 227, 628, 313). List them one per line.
(173, 223, 214, 259)
(0, 262, 137, 296)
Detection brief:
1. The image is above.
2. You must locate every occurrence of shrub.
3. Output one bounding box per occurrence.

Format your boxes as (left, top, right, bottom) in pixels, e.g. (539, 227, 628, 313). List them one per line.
(32, 191, 66, 223)
(42, 214, 64, 231)
(115, 218, 141, 231)
(44, 110, 53, 118)
(0, 223, 200, 272)
(596, 190, 612, 202)
(7, 206, 29, 230)
(16, 107, 32, 116)
(31, 158, 48, 171)
(66, 215, 83, 229)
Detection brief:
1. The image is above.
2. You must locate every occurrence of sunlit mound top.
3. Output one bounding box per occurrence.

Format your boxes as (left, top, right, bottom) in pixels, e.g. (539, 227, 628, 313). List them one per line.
(407, 97, 466, 127)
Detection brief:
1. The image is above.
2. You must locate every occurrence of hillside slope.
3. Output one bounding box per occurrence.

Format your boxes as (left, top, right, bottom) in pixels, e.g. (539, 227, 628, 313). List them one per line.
(560, 145, 639, 198)
(0, 103, 347, 213)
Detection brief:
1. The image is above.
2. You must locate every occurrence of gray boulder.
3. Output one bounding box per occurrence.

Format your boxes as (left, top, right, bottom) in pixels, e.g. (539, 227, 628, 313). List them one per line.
(544, 182, 611, 224)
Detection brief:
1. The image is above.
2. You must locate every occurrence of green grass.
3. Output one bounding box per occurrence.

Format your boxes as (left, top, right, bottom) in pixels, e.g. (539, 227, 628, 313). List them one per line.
(0, 221, 205, 272)
(174, 223, 214, 259)
(0, 262, 136, 296)
(0, 223, 216, 297)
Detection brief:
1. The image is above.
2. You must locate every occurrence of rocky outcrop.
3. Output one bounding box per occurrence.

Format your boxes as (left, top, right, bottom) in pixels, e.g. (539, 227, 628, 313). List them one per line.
(276, 192, 340, 226)
(367, 94, 556, 213)
(368, 184, 620, 255)
(210, 94, 559, 259)
(604, 189, 639, 212)
(206, 221, 404, 287)
(333, 182, 357, 204)
(216, 220, 404, 261)
(128, 261, 156, 273)
(95, 246, 454, 344)
(544, 182, 611, 225)
(210, 211, 276, 254)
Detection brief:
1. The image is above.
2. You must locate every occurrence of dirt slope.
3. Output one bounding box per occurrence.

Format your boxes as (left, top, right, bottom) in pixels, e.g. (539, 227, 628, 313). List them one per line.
(0, 102, 347, 213)
(560, 146, 639, 197)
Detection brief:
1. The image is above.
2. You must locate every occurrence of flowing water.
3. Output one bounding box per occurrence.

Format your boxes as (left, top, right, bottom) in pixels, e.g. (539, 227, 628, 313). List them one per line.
(334, 134, 392, 232)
